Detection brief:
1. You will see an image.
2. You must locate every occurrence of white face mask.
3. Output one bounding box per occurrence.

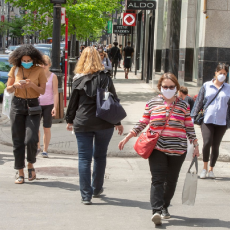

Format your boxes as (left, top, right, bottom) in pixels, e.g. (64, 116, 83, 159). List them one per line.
(217, 74, 226, 82)
(161, 87, 177, 99)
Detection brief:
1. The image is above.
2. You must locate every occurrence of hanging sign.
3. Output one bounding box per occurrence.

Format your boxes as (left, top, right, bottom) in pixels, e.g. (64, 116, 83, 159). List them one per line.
(61, 7, 66, 24)
(107, 20, 112, 34)
(123, 13, 136, 26)
(113, 25, 131, 34)
(126, 0, 156, 10)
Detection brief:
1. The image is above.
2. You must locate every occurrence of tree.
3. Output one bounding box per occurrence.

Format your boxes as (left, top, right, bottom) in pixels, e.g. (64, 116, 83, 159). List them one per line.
(6, 0, 121, 40)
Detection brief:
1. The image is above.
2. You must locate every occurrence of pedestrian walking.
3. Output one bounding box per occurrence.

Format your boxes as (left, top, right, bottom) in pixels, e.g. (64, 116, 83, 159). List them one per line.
(191, 63, 230, 179)
(119, 72, 199, 226)
(108, 42, 120, 79)
(6, 44, 47, 184)
(123, 41, 134, 79)
(66, 47, 124, 205)
(37, 55, 59, 158)
(118, 44, 123, 68)
(178, 86, 195, 111)
(99, 50, 112, 74)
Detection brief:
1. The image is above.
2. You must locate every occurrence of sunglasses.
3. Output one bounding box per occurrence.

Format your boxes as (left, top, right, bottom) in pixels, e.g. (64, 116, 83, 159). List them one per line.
(44, 63, 49, 66)
(162, 85, 176, 90)
(100, 55, 104, 57)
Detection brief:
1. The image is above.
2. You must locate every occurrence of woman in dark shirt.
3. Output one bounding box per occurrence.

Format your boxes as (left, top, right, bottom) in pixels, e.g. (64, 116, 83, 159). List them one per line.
(66, 47, 124, 205)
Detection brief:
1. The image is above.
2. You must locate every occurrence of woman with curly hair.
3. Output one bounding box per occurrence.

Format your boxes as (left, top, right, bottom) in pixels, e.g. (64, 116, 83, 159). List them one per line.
(6, 44, 47, 184)
(66, 47, 124, 205)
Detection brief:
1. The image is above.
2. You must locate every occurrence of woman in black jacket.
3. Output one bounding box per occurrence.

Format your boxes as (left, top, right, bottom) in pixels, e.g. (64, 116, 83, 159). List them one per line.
(66, 47, 124, 205)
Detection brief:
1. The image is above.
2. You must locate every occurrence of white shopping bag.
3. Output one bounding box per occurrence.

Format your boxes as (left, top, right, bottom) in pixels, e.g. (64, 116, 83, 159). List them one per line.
(182, 156, 198, 206)
(185, 139, 194, 161)
(2, 88, 14, 119)
(1, 67, 18, 119)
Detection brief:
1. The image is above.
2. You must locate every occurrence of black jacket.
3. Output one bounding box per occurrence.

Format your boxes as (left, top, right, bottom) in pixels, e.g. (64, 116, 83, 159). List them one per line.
(65, 71, 121, 132)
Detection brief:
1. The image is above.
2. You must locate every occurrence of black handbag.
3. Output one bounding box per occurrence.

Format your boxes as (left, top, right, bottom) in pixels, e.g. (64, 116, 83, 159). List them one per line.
(96, 75, 127, 124)
(194, 85, 224, 125)
(28, 105, 42, 116)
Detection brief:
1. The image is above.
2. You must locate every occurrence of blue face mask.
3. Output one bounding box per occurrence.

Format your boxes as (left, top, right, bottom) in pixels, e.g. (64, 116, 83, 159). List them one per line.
(21, 61, 33, 69)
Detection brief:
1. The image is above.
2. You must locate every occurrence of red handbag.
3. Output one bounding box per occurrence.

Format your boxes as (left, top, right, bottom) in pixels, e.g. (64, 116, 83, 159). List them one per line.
(134, 99, 177, 159)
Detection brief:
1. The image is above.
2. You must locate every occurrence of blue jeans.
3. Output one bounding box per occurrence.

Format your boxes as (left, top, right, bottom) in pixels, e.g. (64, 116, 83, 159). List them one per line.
(75, 128, 114, 200)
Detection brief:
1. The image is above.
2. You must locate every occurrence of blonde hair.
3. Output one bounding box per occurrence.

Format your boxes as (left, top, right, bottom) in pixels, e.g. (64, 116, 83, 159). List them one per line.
(43, 55, 52, 66)
(74, 47, 104, 74)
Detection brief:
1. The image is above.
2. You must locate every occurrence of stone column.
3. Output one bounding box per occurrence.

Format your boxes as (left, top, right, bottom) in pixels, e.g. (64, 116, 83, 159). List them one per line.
(178, 0, 196, 85)
(198, 0, 230, 84)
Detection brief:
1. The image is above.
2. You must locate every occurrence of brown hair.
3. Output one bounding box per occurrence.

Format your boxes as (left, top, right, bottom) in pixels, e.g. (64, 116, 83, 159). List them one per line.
(157, 72, 180, 92)
(216, 63, 229, 73)
(179, 86, 188, 95)
(99, 50, 108, 58)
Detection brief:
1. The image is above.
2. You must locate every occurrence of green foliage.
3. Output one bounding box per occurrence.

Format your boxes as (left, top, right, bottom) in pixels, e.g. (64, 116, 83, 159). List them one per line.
(0, 21, 9, 35)
(8, 16, 27, 37)
(6, 0, 121, 40)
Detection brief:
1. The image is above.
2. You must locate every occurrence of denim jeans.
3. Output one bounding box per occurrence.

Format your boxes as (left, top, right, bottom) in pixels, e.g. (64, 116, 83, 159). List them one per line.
(75, 128, 114, 200)
(148, 149, 186, 211)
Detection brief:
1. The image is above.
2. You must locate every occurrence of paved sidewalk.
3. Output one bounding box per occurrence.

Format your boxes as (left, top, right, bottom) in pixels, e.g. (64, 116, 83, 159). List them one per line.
(0, 146, 230, 230)
(0, 69, 230, 161)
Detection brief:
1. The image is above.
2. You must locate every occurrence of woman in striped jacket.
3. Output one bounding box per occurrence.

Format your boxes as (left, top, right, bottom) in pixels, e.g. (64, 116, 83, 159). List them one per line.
(119, 72, 199, 226)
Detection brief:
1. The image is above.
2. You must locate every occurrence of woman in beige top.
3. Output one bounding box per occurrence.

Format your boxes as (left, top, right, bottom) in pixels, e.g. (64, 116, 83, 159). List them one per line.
(7, 44, 47, 184)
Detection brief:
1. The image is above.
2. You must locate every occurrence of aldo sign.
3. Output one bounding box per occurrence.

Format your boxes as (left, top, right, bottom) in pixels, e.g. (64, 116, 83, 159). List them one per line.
(126, 0, 156, 10)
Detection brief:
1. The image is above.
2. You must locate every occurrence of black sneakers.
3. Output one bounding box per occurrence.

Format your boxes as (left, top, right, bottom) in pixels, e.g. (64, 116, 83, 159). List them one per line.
(161, 208, 171, 219)
(93, 188, 104, 198)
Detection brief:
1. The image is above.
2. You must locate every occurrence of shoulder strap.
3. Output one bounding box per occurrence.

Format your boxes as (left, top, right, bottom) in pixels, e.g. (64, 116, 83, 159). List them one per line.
(106, 58, 108, 66)
(160, 97, 178, 136)
(112, 48, 119, 59)
(204, 85, 224, 111)
(15, 67, 19, 77)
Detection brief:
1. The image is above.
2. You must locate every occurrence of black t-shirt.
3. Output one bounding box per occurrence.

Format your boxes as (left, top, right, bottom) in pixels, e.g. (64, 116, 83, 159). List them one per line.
(123, 46, 134, 57)
(109, 47, 120, 60)
(184, 96, 194, 112)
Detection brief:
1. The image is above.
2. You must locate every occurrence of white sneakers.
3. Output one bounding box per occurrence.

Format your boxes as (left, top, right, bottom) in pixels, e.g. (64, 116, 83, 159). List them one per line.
(200, 169, 207, 179)
(200, 169, 216, 179)
(208, 171, 216, 179)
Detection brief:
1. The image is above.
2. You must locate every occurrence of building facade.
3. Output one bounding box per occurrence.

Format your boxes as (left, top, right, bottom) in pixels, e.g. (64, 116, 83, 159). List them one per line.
(113, 0, 230, 88)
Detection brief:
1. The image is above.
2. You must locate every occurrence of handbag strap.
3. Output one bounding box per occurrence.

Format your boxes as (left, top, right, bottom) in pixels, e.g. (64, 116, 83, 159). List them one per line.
(204, 84, 224, 111)
(159, 97, 178, 136)
(97, 72, 109, 91)
(188, 156, 198, 174)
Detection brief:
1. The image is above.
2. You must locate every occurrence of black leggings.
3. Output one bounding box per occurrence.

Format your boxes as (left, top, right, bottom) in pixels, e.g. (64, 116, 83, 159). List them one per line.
(112, 61, 118, 77)
(201, 123, 227, 167)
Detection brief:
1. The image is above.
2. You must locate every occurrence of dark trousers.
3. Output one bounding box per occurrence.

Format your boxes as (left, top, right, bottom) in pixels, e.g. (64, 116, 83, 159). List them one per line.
(148, 149, 186, 211)
(201, 123, 227, 167)
(75, 128, 114, 200)
(112, 60, 118, 77)
(10, 97, 41, 169)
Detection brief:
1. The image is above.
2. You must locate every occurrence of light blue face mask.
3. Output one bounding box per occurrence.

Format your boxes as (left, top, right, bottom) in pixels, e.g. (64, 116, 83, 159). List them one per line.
(21, 61, 33, 69)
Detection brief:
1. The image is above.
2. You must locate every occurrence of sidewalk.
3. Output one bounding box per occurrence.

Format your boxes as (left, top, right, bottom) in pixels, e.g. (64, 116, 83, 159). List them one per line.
(0, 147, 230, 230)
(0, 69, 230, 161)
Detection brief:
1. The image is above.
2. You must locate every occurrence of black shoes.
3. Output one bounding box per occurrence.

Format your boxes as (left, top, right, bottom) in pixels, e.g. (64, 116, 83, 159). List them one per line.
(161, 208, 171, 219)
(93, 188, 104, 198)
(81, 199, 92, 205)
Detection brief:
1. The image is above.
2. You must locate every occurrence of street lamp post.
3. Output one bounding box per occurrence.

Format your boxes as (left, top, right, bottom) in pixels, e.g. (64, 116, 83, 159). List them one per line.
(50, 0, 66, 121)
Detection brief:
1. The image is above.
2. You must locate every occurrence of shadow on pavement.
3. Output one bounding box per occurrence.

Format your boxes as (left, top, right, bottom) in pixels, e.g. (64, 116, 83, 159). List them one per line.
(27, 180, 79, 192)
(119, 92, 158, 104)
(0, 153, 14, 165)
(157, 215, 230, 229)
(94, 195, 150, 210)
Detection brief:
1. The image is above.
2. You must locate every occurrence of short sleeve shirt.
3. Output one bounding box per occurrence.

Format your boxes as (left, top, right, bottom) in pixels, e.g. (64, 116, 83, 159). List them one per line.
(123, 46, 134, 57)
(8, 65, 47, 99)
